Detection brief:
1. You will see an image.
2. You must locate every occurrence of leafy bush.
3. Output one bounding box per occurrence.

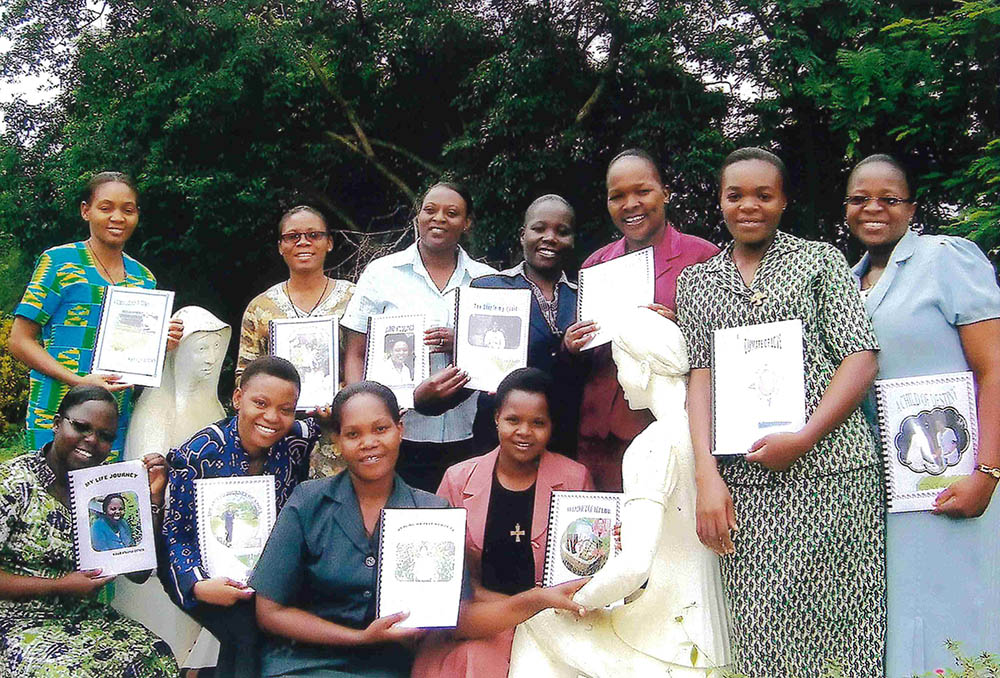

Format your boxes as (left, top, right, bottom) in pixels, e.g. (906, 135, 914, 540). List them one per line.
(0, 313, 29, 434)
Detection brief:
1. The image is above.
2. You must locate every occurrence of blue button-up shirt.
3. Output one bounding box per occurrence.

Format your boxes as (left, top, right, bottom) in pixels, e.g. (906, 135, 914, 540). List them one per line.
(161, 415, 320, 609)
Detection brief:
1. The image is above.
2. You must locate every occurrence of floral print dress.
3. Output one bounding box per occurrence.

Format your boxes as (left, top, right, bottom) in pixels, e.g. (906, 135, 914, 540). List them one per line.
(0, 451, 178, 678)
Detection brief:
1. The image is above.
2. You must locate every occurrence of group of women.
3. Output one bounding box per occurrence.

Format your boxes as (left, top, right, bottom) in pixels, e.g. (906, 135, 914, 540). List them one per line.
(2, 147, 998, 678)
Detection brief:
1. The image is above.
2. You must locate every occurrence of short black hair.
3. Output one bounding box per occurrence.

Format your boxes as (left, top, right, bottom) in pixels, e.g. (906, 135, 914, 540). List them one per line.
(83, 171, 140, 205)
(240, 356, 301, 393)
(102, 493, 126, 514)
(606, 148, 665, 185)
(847, 154, 914, 199)
(494, 367, 554, 415)
(277, 205, 328, 237)
(329, 381, 401, 433)
(718, 147, 790, 195)
(422, 181, 476, 222)
(523, 194, 576, 228)
(56, 384, 118, 418)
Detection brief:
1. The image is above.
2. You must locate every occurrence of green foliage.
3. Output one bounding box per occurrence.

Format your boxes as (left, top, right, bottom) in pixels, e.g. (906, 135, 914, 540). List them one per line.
(916, 639, 1000, 677)
(0, 314, 30, 434)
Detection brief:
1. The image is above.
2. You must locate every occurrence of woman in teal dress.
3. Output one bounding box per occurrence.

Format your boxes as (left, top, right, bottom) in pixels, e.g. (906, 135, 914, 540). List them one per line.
(9, 171, 183, 458)
(91, 493, 136, 551)
(846, 154, 1000, 675)
(0, 384, 178, 677)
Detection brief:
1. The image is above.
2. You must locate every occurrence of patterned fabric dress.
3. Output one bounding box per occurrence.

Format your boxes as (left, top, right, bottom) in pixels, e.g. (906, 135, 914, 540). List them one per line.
(15, 242, 157, 457)
(237, 279, 354, 479)
(0, 451, 178, 678)
(675, 231, 886, 678)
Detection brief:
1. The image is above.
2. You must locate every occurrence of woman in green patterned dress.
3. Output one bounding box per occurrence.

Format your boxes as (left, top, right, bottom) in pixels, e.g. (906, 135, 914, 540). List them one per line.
(8, 172, 183, 459)
(0, 384, 179, 677)
(675, 148, 885, 677)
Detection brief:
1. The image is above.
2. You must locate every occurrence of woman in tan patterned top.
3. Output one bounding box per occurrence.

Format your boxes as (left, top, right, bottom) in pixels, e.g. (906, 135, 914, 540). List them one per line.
(237, 206, 354, 477)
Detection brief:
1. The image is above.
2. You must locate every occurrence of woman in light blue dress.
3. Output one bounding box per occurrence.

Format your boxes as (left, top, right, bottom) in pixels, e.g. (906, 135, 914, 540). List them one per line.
(847, 154, 1000, 675)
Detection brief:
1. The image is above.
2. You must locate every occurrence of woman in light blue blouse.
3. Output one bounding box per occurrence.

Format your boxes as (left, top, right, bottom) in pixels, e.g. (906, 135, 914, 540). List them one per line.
(91, 493, 135, 551)
(847, 154, 1000, 675)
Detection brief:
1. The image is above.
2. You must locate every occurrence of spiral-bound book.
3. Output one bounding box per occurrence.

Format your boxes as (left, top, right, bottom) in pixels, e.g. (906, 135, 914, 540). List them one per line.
(711, 319, 806, 456)
(195, 476, 277, 584)
(364, 313, 430, 408)
(453, 287, 531, 392)
(542, 491, 622, 589)
(874, 371, 979, 513)
(576, 247, 654, 350)
(269, 316, 339, 411)
(91, 286, 175, 387)
(376, 507, 467, 628)
(68, 460, 157, 575)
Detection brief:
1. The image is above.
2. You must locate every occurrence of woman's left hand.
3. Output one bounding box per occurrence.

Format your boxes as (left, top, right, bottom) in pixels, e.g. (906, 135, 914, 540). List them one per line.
(142, 453, 168, 505)
(165, 318, 184, 352)
(745, 431, 812, 472)
(933, 472, 997, 518)
(424, 327, 454, 354)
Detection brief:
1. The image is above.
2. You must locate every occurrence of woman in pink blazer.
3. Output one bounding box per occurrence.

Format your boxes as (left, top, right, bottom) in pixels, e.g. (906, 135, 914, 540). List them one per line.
(412, 368, 594, 678)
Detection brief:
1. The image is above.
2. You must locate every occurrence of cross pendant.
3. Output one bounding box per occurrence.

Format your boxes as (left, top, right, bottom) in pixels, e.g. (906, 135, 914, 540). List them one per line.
(510, 523, 525, 543)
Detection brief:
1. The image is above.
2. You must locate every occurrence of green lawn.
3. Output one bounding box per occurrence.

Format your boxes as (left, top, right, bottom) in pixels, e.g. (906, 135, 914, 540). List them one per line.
(0, 430, 26, 464)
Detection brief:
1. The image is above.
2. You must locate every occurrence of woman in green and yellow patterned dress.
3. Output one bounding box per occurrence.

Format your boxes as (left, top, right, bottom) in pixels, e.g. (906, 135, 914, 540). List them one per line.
(8, 172, 183, 459)
(0, 384, 178, 677)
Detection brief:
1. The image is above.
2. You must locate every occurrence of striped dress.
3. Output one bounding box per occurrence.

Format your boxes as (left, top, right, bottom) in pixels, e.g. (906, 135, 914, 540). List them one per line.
(15, 241, 157, 457)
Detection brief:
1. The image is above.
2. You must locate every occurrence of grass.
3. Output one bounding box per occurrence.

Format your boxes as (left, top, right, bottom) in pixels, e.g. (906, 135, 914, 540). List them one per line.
(0, 428, 27, 464)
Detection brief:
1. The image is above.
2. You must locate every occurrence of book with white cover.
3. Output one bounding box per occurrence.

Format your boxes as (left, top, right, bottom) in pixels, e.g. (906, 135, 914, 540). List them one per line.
(377, 508, 467, 628)
(269, 316, 339, 411)
(453, 287, 531, 391)
(711, 319, 806, 455)
(874, 371, 979, 513)
(68, 460, 157, 575)
(364, 313, 430, 409)
(92, 286, 174, 387)
(542, 491, 622, 588)
(195, 476, 277, 584)
(576, 247, 654, 350)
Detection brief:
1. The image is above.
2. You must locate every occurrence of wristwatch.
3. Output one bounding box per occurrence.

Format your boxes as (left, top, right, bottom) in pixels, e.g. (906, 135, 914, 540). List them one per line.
(975, 464, 1000, 481)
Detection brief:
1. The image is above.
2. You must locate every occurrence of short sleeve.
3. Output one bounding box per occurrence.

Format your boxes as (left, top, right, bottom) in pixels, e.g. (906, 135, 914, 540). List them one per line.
(935, 237, 1000, 326)
(814, 244, 879, 363)
(341, 262, 384, 333)
(0, 461, 24, 549)
(621, 427, 676, 506)
(250, 500, 306, 605)
(675, 268, 712, 369)
(15, 250, 61, 327)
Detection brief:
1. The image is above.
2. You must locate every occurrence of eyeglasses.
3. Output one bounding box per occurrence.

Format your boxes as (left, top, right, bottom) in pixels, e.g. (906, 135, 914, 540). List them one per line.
(64, 417, 117, 444)
(844, 196, 914, 208)
(279, 231, 329, 244)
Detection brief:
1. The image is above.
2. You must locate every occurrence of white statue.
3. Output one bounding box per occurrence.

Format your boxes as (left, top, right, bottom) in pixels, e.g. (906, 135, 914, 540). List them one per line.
(508, 308, 732, 677)
(117, 306, 230, 667)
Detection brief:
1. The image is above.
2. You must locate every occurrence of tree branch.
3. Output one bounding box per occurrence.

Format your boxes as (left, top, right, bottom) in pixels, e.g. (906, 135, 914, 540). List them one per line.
(368, 138, 443, 175)
(325, 132, 416, 201)
(575, 29, 621, 124)
(305, 51, 375, 157)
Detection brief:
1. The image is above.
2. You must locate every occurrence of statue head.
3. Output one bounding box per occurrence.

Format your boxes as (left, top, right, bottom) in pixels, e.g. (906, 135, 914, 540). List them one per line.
(611, 307, 689, 414)
(171, 306, 231, 392)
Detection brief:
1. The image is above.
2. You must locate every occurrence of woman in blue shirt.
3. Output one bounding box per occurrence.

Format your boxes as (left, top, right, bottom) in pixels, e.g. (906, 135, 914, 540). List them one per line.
(91, 493, 134, 551)
(253, 381, 588, 678)
(161, 355, 334, 678)
(847, 154, 1000, 675)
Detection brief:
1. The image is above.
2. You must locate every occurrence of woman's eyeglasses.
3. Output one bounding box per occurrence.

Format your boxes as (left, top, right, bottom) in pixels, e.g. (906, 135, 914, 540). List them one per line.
(844, 196, 914, 208)
(64, 417, 117, 444)
(279, 231, 329, 244)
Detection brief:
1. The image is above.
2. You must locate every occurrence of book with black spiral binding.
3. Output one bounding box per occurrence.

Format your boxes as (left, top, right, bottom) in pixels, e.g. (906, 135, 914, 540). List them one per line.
(874, 371, 978, 513)
(194, 475, 276, 584)
(453, 287, 531, 391)
(576, 246, 654, 350)
(68, 459, 157, 575)
(543, 491, 622, 589)
(376, 507, 466, 628)
(268, 316, 339, 411)
(363, 313, 429, 408)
